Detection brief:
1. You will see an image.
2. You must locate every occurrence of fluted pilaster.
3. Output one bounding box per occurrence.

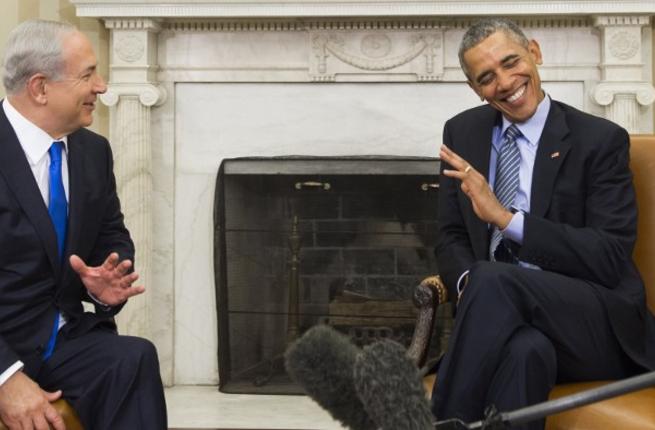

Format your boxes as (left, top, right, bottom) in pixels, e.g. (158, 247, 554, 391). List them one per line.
(115, 95, 151, 335)
(101, 85, 165, 339)
(592, 15, 654, 133)
(100, 17, 171, 384)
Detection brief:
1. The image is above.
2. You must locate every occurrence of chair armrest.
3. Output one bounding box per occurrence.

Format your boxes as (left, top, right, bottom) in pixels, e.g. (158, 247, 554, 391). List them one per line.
(406, 275, 449, 368)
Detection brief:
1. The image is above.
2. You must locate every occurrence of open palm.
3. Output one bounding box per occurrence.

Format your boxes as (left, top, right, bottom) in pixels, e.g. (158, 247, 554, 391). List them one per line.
(69, 252, 145, 306)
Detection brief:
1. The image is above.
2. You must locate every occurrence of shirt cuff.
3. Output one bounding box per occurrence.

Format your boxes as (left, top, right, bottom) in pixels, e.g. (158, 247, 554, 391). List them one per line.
(88, 291, 111, 309)
(0, 361, 24, 386)
(456, 270, 470, 295)
(502, 211, 525, 244)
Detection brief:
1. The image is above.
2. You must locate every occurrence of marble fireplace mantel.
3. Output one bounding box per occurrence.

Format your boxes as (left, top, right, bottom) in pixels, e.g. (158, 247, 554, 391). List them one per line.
(70, 0, 654, 387)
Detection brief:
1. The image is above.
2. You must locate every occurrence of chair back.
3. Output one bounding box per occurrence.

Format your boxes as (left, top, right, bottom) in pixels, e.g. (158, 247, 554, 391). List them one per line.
(630, 135, 655, 314)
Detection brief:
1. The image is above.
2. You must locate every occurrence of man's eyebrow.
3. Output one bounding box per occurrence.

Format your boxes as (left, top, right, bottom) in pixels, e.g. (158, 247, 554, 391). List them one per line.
(475, 70, 493, 84)
(474, 53, 521, 84)
(78, 64, 97, 76)
(500, 54, 520, 64)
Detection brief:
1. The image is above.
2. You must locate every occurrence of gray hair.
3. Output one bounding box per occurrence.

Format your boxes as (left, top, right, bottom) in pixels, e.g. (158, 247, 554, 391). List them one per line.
(458, 18, 529, 79)
(2, 19, 77, 95)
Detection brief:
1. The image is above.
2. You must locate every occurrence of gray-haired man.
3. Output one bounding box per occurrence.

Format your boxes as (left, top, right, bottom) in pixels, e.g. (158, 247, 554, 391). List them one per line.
(0, 19, 166, 429)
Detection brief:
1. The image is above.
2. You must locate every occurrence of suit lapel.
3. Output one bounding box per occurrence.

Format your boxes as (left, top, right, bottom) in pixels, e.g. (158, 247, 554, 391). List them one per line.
(530, 101, 571, 217)
(464, 106, 498, 182)
(0, 102, 60, 275)
(65, 132, 85, 263)
(464, 106, 499, 255)
(56, 131, 87, 291)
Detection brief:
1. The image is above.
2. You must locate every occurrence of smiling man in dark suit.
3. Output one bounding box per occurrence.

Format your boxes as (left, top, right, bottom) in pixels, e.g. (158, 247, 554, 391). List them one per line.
(0, 19, 166, 429)
(432, 18, 655, 429)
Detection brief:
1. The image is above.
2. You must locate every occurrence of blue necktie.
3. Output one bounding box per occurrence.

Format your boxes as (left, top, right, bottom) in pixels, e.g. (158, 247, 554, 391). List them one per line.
(48, 141, 67, 260)
(489, 125, 521, 261)
(44, 141, 67, 360)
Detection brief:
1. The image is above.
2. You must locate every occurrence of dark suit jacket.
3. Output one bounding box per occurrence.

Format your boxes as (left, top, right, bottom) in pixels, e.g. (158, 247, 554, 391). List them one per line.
(0, 100, 134, 377)
(437, 99, 655, 370)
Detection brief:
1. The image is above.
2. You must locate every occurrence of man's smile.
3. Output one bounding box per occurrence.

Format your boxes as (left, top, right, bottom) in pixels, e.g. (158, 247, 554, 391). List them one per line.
(506, 84, 526, 103)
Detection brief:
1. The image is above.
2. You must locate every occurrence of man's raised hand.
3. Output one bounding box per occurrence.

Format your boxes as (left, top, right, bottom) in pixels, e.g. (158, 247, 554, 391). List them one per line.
(440, 144, 513, 230)
(69, 253, 144, 306)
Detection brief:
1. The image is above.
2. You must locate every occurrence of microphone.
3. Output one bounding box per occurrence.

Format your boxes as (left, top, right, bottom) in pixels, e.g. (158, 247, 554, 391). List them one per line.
(287, 324, 655, 430)
(284, 325, 378, 430)
(354, 339, 435, 430)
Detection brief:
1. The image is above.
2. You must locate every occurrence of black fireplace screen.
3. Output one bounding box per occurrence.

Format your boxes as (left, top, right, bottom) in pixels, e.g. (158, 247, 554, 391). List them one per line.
(214, 156, 448, 394)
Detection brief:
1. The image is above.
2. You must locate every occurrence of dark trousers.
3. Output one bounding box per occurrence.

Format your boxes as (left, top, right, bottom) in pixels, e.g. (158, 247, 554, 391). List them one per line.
(36, 326, 167, 430)
(431, 262, 639, 430)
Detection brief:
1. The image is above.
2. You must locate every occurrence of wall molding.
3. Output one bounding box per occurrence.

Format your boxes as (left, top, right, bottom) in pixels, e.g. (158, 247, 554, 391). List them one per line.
(159, 17, 596, 32)
(70, 0, 655, 19)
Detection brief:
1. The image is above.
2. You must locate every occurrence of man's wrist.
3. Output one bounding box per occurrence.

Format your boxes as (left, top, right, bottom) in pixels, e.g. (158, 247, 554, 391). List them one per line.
(0, 361, 24, 387)
(87, 291, 112, 311)
(496, 209, 514, 230)
(503, 210, 525, 244)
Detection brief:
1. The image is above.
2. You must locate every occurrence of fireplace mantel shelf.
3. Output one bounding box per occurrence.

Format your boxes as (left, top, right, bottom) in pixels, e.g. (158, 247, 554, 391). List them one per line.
(71, 0, 655, 18)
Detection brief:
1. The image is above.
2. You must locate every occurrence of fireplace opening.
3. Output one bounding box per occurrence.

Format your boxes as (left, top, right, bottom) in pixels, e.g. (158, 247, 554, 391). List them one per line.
(214, 156, 451, 394)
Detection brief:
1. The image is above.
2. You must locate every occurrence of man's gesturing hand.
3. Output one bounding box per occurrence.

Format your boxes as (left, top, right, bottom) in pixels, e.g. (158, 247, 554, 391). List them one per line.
(0, 371, 65, 430)
(69, 253, 145, 306)
(440, 144, 513, 230)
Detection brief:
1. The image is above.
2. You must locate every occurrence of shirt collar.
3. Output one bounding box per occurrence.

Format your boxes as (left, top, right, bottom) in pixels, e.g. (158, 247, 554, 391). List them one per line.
(2, 99, 68, 166)
(500, 94, 551, 148)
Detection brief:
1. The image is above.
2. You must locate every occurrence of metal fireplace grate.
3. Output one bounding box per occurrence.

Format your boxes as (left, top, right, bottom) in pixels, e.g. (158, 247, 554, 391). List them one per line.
(213, 156, 450, 394)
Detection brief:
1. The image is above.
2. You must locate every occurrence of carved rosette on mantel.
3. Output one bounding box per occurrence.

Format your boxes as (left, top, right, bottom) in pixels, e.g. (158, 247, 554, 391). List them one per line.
(592, 16, 655, 133)
(310, 26, 444, 82)
(100, 18, 167, 343)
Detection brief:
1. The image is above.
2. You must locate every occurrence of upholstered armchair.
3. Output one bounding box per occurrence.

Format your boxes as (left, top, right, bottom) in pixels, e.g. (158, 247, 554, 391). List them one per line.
(407, 135, 655, 429)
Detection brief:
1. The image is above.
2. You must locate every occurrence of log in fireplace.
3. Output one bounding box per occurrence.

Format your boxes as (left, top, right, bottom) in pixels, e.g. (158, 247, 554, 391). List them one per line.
(213, 156, 450, 394)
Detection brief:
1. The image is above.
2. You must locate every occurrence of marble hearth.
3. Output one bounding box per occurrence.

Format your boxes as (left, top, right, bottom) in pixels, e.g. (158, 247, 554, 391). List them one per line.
(69, 0, 655, 387)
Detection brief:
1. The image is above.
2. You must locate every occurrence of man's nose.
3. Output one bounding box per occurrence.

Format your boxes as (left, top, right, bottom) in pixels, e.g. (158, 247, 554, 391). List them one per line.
(94, 74, 107, 94)
(496, 70, 514, 92)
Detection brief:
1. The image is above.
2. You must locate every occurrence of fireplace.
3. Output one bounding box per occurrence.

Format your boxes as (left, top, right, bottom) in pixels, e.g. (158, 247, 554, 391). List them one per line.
(214, 156, 448, 393)
(69, 1, 655, 387)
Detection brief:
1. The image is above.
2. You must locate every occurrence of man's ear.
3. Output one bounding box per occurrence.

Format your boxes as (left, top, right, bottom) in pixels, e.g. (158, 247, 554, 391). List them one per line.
(467, 80, 485, 102)
(527, 39, 543, 66)
(25, 74, 48, 105)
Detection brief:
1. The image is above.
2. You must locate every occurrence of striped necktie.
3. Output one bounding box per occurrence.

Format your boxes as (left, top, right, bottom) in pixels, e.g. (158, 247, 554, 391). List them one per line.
(489, 124, 521, 261)
(44, 141, 67, 360)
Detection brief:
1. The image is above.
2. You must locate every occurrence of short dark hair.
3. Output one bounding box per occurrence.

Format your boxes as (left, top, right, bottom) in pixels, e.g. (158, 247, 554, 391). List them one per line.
(458, 18, 529, 79)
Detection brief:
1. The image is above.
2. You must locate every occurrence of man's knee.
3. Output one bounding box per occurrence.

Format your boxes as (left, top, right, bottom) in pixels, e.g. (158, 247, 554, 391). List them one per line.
(464, 261, 518, 302)
(130, 336, 158, 358)
(119, 336, 160, 367)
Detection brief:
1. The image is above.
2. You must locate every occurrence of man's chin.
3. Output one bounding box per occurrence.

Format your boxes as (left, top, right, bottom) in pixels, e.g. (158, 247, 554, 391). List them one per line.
(80, 116, 94, 128)
(495, 104, 537, 123)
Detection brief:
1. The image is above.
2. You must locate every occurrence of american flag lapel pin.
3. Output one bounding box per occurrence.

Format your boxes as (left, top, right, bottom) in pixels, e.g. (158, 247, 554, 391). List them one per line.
(550, 151, 560, 159)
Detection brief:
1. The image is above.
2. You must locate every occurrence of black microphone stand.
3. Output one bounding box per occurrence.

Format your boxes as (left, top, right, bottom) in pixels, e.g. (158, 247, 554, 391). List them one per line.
(434, 370, 655, 429)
